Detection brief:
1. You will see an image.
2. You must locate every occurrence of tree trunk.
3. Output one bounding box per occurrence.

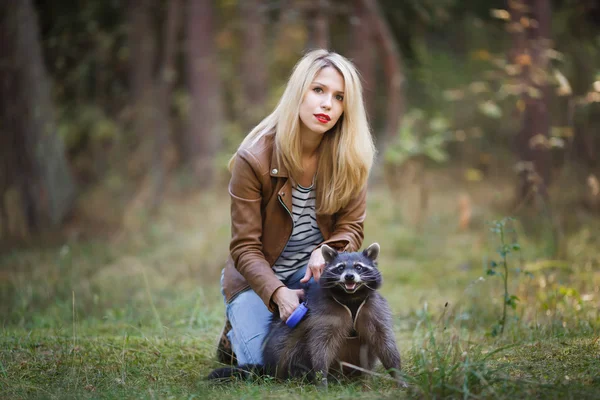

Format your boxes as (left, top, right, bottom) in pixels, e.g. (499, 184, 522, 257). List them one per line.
(361, 0, 404, 147)
(150, 0, 182, 210)
(271, 0, 295, 48)
(128, 0, 157, 144)
(0, 0, 76, 236)
(350, 0, 377, 121)
(185, 0, 223, 185)
(239, 0, 268, 129)
(530, 0, 552, 190)
(306, 0, 330, 50)
(512, 0, 552, 203)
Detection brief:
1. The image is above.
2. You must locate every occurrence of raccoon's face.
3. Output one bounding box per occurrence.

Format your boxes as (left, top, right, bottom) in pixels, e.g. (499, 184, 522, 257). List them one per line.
(319, 243, 382, 294)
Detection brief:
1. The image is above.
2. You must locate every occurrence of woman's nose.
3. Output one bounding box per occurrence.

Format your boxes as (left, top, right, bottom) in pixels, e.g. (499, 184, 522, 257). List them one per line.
(321, 95, 332, 110)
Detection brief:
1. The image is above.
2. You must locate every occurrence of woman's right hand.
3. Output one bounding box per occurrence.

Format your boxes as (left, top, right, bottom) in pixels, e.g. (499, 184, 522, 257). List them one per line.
(272, 287, 304, 322)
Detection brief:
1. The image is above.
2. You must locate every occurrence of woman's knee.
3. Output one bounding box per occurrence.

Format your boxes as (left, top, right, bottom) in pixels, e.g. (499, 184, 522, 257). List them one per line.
(226, 289, 272, 364)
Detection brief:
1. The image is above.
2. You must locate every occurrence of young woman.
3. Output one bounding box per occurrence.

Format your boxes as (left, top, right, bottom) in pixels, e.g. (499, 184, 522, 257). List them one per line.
(217, 49, 376, 366)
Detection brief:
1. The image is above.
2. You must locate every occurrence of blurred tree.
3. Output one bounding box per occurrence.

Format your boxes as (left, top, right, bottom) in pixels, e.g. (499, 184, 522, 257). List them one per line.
(350, 0, 376, 121)
(150, 0, 182, 209)
(32, 0, 129, 184)
(511, 0, 553, 204)
(185, 0, 223, 185)
(128, 0, 157, 144)
(239, 0, 268, 129)
(0, 0, 76, 236)
(361, 0, 404, 147)
(553, 0, 600, 174)
(305, 0, 330, 49)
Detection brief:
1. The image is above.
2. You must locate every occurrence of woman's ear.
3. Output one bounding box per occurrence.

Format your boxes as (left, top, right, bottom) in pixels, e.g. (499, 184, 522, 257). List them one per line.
(362, 243, 380, 262)
(321, 245, 338, 264)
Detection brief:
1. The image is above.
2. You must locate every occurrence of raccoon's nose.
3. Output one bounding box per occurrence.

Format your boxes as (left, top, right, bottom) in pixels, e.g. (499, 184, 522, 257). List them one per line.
(344, 274, 355, 282)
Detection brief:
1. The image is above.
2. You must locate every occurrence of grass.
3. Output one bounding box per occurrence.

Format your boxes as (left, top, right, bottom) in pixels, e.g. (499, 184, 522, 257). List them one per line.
(1, 172, 600, 399)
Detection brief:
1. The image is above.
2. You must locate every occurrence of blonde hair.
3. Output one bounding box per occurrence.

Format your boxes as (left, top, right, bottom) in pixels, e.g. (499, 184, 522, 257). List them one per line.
(230, 49, 375, 214)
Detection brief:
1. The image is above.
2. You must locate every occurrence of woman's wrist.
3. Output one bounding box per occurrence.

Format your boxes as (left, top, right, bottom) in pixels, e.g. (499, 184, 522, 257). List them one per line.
(272, 286, 285, 305)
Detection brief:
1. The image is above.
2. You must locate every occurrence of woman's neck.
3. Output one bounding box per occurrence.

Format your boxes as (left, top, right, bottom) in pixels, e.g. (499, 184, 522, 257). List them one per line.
(300, 127, 324, 159)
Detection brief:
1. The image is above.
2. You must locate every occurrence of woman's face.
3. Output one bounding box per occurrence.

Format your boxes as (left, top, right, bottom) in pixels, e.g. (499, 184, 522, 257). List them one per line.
(298, 66, 345, 136)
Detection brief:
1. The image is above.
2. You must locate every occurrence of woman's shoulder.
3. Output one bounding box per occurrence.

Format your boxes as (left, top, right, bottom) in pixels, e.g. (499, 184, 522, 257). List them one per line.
(236, 132, 275, 174)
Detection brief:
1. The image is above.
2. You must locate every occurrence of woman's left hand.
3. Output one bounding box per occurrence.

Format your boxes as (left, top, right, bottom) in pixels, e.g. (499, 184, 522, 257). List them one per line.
(300, 247, 326, 284)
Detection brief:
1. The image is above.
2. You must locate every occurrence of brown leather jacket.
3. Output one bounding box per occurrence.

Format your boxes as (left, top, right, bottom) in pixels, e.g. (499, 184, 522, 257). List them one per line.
(222, 133, 367, 311)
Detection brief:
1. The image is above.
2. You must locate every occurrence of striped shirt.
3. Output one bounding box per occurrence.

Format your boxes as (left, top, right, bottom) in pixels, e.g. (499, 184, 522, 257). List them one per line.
(272, 181, 323, 280)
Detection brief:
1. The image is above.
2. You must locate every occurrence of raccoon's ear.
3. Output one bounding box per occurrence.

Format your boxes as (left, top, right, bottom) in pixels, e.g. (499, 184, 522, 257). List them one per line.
(321, 245, 338, 264)
(363, 243, 380, 262)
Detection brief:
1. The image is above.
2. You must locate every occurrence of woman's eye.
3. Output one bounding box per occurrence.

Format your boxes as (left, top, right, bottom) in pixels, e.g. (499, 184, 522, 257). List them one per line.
(313, 87, 323, 93)
(336, 95, 344, 101)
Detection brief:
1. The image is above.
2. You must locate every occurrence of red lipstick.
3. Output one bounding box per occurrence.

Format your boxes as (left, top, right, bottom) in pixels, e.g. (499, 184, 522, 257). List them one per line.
(314, 114, 330, 123)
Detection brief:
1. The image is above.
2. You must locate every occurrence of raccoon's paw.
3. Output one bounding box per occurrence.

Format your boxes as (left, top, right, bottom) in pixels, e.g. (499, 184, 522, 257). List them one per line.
(396, 378, 409, 389)
(314, 371, 328, 390)
(316, 378, 328, 391)
(392, 372, 409, 389)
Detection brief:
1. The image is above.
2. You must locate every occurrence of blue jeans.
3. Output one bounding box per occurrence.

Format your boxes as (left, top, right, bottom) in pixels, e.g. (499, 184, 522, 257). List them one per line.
(220, 265, 310, 365)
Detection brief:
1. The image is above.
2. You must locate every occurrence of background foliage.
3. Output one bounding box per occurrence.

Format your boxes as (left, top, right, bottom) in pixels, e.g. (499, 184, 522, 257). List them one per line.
(1, 0, 600, 398)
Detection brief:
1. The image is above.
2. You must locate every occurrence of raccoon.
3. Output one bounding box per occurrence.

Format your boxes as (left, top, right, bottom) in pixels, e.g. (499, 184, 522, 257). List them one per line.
(208, 243, 405, 388)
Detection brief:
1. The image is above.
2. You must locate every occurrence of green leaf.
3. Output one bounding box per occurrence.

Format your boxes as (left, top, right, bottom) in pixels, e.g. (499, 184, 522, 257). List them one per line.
(426, 147, 449, 163)
(505, 295, 519, 309)
(429, 116, 449, 132)
(478, 100, 503, 118)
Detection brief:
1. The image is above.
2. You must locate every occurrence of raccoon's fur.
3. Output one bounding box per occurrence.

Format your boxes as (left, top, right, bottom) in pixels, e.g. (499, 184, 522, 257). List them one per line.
(208, 243, 404, 388)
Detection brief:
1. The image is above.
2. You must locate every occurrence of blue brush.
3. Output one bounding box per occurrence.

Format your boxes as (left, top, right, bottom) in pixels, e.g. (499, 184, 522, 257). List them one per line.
(286, 302, 308, 328)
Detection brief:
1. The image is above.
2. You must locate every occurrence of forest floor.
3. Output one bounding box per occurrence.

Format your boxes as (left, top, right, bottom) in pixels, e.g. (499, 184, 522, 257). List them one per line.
(1, 167, 600, 399)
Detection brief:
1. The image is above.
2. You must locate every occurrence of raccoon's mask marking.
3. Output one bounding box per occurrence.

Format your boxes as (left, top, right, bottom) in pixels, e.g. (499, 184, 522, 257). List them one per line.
(320, 243, 381, 294)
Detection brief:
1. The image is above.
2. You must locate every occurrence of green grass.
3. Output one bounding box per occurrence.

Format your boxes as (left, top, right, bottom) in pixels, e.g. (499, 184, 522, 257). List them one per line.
(1, 178, 600, 399)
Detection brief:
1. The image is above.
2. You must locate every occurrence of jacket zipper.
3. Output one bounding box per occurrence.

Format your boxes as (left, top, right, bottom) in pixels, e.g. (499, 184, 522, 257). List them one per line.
(275, 191, 294, 264)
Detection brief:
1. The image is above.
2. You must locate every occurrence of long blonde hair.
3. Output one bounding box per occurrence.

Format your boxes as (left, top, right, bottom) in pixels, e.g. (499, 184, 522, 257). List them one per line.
(230, 49, 375, 214)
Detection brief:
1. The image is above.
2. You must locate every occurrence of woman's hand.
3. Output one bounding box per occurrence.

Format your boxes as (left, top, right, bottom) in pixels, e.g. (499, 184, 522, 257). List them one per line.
(272, 287, 304, 321)
(300, 247, 326, 284)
